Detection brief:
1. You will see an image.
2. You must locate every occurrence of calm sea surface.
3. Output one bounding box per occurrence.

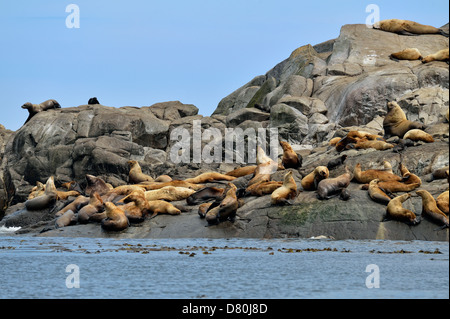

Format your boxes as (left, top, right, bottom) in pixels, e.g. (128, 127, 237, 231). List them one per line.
(0, 233, 448, 299)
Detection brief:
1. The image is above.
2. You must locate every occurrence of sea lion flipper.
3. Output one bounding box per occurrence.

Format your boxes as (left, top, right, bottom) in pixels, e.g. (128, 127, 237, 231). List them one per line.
(439, 29, 449, 37)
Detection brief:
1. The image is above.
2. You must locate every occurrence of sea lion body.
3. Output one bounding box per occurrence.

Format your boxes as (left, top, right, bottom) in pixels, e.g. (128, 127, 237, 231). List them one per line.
(353, 163, 402, 184)
(403, 129, 434, 143)
(390, 48, 422, 60)
(246, 181, 283, 197)
(373, 19, 447, 36)
(225, 166, 257, 178)
(186, 187, 225, 205)
(436, 190, 449, 215)
(316, 167, 352, 200)
(386, 193, 419, 225)
(422, 48, 449, 63)
(301, 166, 329, 191)
(142, 180, 205, 191)
(55, 195, 89, 217)
(184, 172, 236, 184)
(271, 171, 298, 205)
(383, 101, 424, 138)
(21, 99, 61, 124)
(376, 180, 420, 193)
(24, 176, 58, 210)
(205, 183, 239, 225)
(416, 190, 449, 228)
(101, 202, 129, 231)
(154, 175, 172, 183)
(127, 160, 154, 184)
(354, 139, 394, 151)
(85, 174, 113, 196)
(144, 186, 195, 201)
(77, 193, 104, 224)
(55, 210, 77, 228)
(280, 141, 301, 169)
(399, 163, 422, 186)
(147, 200, 181, 218)
(198, 203, 213, 218)
(368, 179, 392, 205)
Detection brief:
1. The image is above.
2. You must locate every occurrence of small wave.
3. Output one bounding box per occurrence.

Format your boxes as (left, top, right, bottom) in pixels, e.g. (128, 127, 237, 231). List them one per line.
(0, 225, 21, 233)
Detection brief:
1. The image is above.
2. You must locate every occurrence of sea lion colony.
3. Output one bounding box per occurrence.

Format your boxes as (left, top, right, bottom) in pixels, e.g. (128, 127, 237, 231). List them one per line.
(12, 19, 450, 232)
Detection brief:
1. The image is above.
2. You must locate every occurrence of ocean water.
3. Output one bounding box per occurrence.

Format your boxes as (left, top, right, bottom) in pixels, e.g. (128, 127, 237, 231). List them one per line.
(0, 233, 448, 299)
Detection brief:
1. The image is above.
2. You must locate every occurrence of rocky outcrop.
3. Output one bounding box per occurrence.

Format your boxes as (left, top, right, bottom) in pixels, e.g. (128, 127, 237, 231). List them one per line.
(0, 22, 448, 241)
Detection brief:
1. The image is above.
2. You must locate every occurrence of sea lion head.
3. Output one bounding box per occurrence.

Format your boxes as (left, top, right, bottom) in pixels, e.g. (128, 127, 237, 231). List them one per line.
(387, 101, 399, 111)
(21, 102, 33, 110)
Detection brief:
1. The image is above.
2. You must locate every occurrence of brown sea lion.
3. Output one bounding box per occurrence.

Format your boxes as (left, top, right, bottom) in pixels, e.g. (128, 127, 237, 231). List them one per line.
(329, 137, 342, 146)
(399, 163, 422, 186)
(271, 171, 298, 205)
(317, 166, 352, 200)
(55, 210, 77, 228)
(390, 48, 422, 61)
(376, 180, 420, 193)
(346, 131, 385, 141)
(335, 136, 359, 152)
(101, 202, 130, 231)
(373, 19, 449, 36)
(120, 192, 151, 223)
(127, 160, 154, 184)
(383, 101, 424, 138)
(147, 200, 181, 219)
(55, 195, 89, 217)
(144, 186, 195, 201)
(28, 181, 45, 200)
(416, 190, 449, 228)
(327, 155, 348, 171)
(77, 192, 104, 224)
(301, 166, 329, 191)
(353, 139, 394, 151)
(186, 187, 225, 205)
(422, 48, 449, 63)
(368, 179, 392, 205)
(385, 193, 419, 225)
(85, 174, 113, 196)
(436, 190, 449, 215)
(184, 172, 236, 184)
(403, 129, 434, 143)
(353, 163, 402, 184)
(205, 183, 239, 225)
(246, 181, 283, 197)
(225, 165, 257, 178)
(21, 99, 61, 124)
(24, 176, 58, 211)
(141, 180, 205, 191)
(280, 141, 301, 169)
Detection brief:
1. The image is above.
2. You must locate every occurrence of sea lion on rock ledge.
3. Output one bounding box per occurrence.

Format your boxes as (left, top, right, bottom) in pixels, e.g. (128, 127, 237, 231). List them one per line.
(301, 166, 329, 191)
(280, 141, 302, 169)
(383, 101, 424, 139)
(101, 202, 129, 231)
(385, 193, 420, 225)
(271, 171, 298, 205)
(373, 19, 449, 37)
(316, 166, 352, 200)
(21, 99, 61, 124)
(416, 190, 449, 228)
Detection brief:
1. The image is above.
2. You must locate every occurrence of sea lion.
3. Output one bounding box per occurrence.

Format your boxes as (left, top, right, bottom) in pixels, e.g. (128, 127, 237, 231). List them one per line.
(392, 138, 415, 153)
(353, 163, 402, 184)
(21, 99, 61, 124)
(271, 171, 298, 205)
(399, 163, 422, 186)
(376, 180, 420, 193)
(85, 174, 113, 196)
(127, 160, 154, 184)
(88, 97, 100, 105)
(225, 165, 257, 178)
(205, 183, 239, 225)
(101, 202, 129, 231)
(329, 137, 342, 146)
(368, 179, 393, 205)
(246, 181, 283, 197)
(144, 186, 195, 201)
(147, 200, 181, 219)
(301, 166, 329, 191)
(184, 172, 236, 184)
(383, 101, 424, 138)
(346, 131, 384, 141)
(385, 193, 420, 225)
(55, 195, 89, 217)
(416, 190, 449, 228)
(120, 192, 151, 223)
(142, 180, 205, 191)
(280, 141, 302, 169)
(327, 155, 348, 171)
(77, 192, 104, 224)
(353, 139, 394, 151)
(403, 129, 434, 143)
(55, 210, 77, 228)
(28, 181, 45, 200)
(317, 166, 353, 200)
(390, 48, 422, 60)
(24, 176, 58, 211)
(335, 136, 359, 152)
(186, 187, 225, 205)
(373, 19, 449, 36)
(436, 190, 449, 215)
(422, 48, 449, 63)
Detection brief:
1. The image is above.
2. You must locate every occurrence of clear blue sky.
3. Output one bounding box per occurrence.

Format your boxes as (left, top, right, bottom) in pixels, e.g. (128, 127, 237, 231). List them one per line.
(0, 0, 448, 131)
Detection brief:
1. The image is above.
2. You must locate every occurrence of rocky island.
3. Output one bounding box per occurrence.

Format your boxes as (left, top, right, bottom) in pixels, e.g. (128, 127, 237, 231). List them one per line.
(1, 22, 448, 241)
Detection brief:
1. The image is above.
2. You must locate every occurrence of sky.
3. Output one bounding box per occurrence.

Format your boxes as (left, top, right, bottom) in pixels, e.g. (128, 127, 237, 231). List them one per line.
(0, 0, 448, 131)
